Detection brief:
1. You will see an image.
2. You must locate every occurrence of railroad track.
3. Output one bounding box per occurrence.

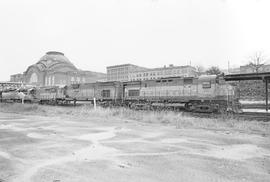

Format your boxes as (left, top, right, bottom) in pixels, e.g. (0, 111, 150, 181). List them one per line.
(236, 112, 270, 122)
(1, 101, 269, 121)
(183, 111, 270, 122)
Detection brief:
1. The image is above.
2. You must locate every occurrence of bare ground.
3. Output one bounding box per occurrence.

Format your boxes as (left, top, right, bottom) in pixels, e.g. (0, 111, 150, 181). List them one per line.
(0, 110, 270, 182)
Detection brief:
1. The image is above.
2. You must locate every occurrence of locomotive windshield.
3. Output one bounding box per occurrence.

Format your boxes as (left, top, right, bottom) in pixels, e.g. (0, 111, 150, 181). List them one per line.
(128, 89, 140, 97)
(101, 90, 110, 98)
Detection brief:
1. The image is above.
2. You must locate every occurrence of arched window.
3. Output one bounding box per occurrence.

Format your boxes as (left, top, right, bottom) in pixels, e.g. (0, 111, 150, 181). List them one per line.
(48, 76, 51, 86)
(30, 73, 38, 83)
(51, 76, 55, 85)
(45, 77, 48, 86)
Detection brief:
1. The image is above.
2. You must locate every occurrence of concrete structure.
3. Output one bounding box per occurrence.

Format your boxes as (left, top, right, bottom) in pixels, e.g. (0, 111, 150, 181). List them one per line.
(129, 64, 197, 81)
(240, 64, 270, 73)
(11, 51, 106, 86)
(106, 64, 147, 82)
(225, 72, 270, 111)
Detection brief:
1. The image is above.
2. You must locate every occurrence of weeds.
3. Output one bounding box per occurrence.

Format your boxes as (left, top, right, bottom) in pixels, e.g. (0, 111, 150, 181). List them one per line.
(0, 103, 269, 134)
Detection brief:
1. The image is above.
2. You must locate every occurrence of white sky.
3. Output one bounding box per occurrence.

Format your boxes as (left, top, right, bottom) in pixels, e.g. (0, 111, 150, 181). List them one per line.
(0, 0, 270, 81)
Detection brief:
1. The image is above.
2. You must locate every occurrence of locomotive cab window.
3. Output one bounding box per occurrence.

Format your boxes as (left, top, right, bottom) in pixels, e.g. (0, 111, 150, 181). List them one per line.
(128, 89, 140, 97)
(72, 84, 80, 89)
(101, 90, 110, 98)
(202, 81, 211, 88)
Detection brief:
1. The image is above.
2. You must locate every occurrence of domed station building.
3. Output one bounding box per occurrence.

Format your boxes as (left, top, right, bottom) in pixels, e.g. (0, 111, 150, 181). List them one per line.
(10, 51, 106, 86)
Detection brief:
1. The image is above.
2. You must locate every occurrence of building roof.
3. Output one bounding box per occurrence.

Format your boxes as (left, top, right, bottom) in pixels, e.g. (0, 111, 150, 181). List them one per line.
(37, 51, 77, 71)
(106, 64, 145, 69)
(25, 51, 78, 73)
(224, 72, 270, 81)
(130, 65, 195, 73)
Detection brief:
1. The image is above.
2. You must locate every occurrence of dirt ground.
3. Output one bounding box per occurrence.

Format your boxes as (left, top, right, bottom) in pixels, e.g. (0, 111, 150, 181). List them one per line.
(0, 112, 270, 182)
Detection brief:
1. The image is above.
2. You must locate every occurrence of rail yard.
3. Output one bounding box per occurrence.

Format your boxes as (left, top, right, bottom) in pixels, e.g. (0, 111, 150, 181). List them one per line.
(2, 1, 270, 181)
(1, 72, 270, 120)
(1, 53, 270, 182)
(1, 72, 270, 181)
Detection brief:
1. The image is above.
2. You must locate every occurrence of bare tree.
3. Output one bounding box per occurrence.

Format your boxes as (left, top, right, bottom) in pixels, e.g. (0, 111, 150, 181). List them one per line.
(206, 66, 222, 75)
(195, 65, 205, 76)
(248, 52, 266, 73)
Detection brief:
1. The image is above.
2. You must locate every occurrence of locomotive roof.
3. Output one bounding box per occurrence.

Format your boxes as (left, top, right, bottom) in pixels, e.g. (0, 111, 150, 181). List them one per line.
(198, 75, 217, 81)
(124, 75, 219, 83)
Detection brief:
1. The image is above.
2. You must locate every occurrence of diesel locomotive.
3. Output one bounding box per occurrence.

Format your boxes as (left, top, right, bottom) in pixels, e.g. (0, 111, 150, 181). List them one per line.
(0, 87, 36, 103)
(0, 75, 241, 113)
(31, 75, 240, 113)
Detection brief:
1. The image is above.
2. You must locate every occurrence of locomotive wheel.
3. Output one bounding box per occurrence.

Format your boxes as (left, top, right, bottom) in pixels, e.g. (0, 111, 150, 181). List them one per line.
(218, 105, 227, 114)
(194, 105, 212, 113)
(185, 103, 197, 112)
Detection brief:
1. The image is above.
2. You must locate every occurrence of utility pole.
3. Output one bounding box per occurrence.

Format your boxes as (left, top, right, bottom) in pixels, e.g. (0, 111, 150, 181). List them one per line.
(228, 61, 230, 74)
(93, 97, 97, 110)
(266, 79, 269, 112)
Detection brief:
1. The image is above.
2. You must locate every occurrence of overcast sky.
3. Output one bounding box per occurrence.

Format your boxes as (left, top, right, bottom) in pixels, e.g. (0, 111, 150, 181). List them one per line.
(0, 0, 270, 81)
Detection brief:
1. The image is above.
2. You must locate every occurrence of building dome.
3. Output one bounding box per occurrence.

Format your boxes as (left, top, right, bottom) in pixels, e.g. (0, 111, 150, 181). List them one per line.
(36, 51, 77, 71)
(21, 51, 106, 87)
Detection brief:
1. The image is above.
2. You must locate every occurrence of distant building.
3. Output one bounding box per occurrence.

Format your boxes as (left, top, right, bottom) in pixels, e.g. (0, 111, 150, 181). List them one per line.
(129, 64, 197, 81)
(11, 51, 106, 86)
(10, 73, 24, 82)
(240, 64, 270, 73)
(228, 67, 241, 74)
(106, 64, 147, 82)
(221, 67, 240, 74)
